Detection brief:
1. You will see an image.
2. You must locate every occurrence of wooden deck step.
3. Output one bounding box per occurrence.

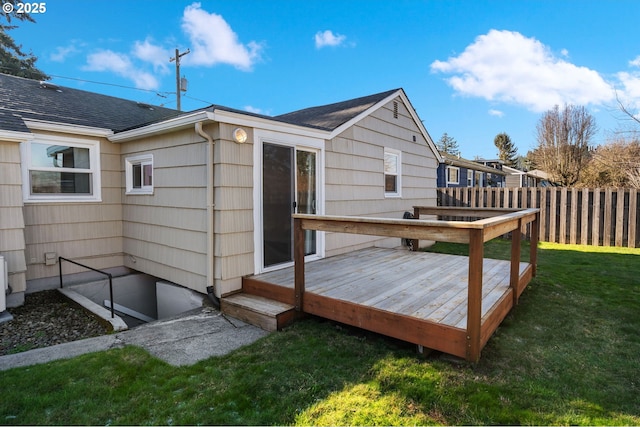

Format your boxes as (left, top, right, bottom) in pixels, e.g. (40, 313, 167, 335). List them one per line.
(221, 293, 296, 332)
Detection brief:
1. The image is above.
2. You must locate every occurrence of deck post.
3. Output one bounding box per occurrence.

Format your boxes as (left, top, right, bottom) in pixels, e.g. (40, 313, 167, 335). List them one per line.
(466, 228, 484, 362)
(294, 217, 305, 312)
(510, 219, 522, 305)
(412, 206, 420, 251)
(530, 211, 539, 277)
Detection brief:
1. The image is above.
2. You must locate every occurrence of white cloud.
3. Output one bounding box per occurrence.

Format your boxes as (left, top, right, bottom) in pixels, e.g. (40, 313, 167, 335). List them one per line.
(50, 44, 79, 62)
(630, 56, 640, 68)
(315, 30, 347, 48)
(244, 105, 266, 114)
(488, 109, 504, 117)
(617, 71, 640, 110)
(133, 38, 171, 74)
(181, 2, 262, 70)
(83, 50, 159, 90)
(431, 29, 615, 112)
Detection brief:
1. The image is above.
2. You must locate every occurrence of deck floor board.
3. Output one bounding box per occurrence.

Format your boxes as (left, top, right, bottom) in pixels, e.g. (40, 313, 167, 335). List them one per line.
(253, 247, 529, 331)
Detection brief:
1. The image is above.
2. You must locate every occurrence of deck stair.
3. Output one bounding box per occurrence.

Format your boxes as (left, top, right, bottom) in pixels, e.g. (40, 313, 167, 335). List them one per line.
(221, 292, 296, 332)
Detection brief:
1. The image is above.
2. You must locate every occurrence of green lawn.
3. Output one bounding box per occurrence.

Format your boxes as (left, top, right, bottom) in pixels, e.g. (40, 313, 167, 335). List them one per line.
(1, 241, 638, 425)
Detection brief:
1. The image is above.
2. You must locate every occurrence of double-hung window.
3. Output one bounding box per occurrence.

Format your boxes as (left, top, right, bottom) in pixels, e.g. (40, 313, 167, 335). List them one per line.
(21, 136, 101, 202)
(125, 154, 153, 194)
(384, 148, 402, 197)
(446, 166, 459, 185)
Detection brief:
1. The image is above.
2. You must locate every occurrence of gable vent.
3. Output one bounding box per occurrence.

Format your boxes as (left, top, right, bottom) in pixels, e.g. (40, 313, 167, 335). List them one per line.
(393, 101, 398, 119)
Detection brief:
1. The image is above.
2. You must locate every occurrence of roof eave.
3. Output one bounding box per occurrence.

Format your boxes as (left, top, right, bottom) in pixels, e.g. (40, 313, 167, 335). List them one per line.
(23, 119, 113, 137)
(213, 109, 331, 139)
(0, 129, 34, 142)
(109, 108, 331, 143)
(108, 111, 214, 142)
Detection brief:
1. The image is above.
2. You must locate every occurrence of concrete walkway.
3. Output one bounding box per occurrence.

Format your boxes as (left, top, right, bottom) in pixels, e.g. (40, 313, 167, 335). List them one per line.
(0, 307, 269, 371)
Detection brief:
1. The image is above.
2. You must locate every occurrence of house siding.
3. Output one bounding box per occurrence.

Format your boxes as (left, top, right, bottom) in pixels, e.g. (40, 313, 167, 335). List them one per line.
(324, 97, 437, 256)
(121, 128, 210, 294)
(213, 123, 254, 296)
(118, 123, 254, 297)
(21, 132, 124, 289)
(505, 173, 522, 187)
(0, 140, 27, 305)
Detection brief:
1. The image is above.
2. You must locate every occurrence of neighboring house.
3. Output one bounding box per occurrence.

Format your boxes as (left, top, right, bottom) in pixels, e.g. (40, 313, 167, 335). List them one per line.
(437, 152, 506, 188)
(0, 73, 441, 308)
(503, 166, 554, 187)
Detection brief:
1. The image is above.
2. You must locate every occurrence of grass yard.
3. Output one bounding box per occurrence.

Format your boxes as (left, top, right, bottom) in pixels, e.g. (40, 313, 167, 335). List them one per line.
(1, 240, 638, 425)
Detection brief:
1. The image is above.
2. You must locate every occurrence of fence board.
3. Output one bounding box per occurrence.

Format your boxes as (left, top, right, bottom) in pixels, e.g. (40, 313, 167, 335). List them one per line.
(581, 188, 589, 246)
(630, 190, 637, 248)
(559, 188, 567, 244)
(549, 188, 557, 243)
(570, 188, 578, 245)
(437, 187, 639, 248)
(616, 188, 625, 247)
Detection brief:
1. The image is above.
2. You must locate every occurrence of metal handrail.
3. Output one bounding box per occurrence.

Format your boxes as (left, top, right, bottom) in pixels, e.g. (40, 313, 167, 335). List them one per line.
(58, 257, 114, 318)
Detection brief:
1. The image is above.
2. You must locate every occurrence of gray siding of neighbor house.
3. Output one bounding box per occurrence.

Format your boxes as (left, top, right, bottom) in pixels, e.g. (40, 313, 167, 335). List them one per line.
(22, 132, 124, 287)
(324, 98, 438, 256)
(120, 128, 209, 294)
(505, 173, 523, 188)
(0, 140, 27, 304)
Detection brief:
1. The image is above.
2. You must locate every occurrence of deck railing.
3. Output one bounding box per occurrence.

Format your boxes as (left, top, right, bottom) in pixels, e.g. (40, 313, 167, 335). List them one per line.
(293, 206, 539, 361)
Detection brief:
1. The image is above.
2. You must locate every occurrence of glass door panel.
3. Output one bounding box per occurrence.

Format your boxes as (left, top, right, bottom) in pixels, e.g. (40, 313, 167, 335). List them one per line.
(296, 150, 316, 256)
(263, 143, 294, 267)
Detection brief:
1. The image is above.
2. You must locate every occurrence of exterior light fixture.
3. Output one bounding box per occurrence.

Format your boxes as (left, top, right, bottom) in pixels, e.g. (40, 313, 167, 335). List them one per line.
(232, 127, 248, 143)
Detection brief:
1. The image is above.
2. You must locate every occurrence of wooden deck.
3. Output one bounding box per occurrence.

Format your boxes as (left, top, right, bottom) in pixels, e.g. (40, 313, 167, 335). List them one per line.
(237, 207, 539, 362)
(250, 247, 528, 329)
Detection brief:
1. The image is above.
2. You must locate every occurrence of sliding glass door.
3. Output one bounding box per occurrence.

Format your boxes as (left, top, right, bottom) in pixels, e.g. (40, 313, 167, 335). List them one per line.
(262, 143, 317, 268)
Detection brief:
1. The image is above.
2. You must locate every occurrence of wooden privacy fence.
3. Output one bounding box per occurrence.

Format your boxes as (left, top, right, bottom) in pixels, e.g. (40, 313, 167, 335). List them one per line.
(437, 187, 639, 248)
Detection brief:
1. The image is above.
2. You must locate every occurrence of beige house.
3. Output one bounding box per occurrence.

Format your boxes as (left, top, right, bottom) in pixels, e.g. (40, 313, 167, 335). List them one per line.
(503, 166, 554, 187)
(0, 73, 441, 310)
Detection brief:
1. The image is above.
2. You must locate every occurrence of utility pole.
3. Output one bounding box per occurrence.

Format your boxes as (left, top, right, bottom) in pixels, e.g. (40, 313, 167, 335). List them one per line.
(170, 48, 190, 111)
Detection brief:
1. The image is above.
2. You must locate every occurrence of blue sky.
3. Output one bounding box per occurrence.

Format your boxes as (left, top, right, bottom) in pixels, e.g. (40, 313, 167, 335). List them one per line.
(9, 0, 640, 159)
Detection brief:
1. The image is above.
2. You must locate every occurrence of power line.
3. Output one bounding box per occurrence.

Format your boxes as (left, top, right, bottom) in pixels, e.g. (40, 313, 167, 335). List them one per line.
(47, 73, 173, 97)
(183, 94, 215, 106)
(43, 72, 214, 109)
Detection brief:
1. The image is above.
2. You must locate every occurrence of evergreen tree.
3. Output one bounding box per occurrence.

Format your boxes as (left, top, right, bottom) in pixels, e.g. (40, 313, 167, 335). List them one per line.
(493, 132, 518, 167)
(436, 132, 460, 155)
(1, 1, 48, 79)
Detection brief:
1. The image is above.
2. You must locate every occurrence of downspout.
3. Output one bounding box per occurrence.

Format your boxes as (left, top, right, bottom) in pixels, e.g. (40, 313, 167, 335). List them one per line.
(195, 121, 219, 309)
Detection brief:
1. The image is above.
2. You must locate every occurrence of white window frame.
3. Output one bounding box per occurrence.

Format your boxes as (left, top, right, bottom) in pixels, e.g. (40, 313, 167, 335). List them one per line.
(21, 135, 101, 203)
(467, 170, 473, 187)
(475, 171, 483, 187)
(447, 166, 459, 185)
(384, 148, 402, 198)
(125, 154, 154, 195)
(253, 128, 326, 275)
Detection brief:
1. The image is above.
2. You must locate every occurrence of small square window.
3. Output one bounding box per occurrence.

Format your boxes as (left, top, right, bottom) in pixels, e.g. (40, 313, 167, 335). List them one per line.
(126, 154, 153, 194)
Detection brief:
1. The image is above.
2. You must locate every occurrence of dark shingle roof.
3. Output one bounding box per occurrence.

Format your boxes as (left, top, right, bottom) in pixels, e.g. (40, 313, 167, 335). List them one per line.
(274, 89, 400, 131)
(1, 73, 404, 137)
(0, 73, 182, 133)
(0, 110, 30, 133)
